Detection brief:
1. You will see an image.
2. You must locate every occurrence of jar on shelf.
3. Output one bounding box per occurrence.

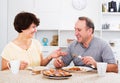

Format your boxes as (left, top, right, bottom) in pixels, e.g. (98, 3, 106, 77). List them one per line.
(108, 1, 117, 12)
(118, 2, 120, 12)
(102, 3, 107, 12)
(102, 23, 110, 29)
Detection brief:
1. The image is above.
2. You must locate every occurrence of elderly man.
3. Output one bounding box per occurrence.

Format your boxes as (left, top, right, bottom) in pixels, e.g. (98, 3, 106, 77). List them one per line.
(54, 16, 118, 72)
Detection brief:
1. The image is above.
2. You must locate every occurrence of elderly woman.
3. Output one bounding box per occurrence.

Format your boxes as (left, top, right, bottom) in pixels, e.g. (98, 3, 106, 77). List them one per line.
(1, 12, 66, 70)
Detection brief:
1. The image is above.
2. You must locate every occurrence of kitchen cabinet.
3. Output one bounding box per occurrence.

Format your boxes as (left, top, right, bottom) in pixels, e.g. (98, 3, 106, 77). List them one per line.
(101, 0, 120, 60)
(35, 29, 101, 56)
(101, 0, 120, 42)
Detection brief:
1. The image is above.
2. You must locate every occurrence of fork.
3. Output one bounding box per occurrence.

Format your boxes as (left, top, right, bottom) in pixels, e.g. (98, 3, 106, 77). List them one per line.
(72, 54, 82, 59)
(72, 54, 96, 69)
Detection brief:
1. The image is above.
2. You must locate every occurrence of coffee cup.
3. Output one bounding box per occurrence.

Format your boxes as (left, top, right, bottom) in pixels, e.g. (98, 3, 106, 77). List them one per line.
(97, 62, 107, 76)
(7, 60, 20, 74)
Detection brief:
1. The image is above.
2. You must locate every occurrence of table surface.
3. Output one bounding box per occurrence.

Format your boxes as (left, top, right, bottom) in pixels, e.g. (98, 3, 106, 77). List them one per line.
(0, 68, 120, 83)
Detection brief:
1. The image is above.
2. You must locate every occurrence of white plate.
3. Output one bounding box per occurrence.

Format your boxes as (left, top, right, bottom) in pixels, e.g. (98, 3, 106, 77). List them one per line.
(63, 66, 93, 73)
(27, 66, 33, 70)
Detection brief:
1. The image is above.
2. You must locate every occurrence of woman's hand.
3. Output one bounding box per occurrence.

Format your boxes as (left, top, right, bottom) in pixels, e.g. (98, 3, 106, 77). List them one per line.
(20, 61, 28, 70)
(54, 58, 64, 68)
(50, 48, 67, 58)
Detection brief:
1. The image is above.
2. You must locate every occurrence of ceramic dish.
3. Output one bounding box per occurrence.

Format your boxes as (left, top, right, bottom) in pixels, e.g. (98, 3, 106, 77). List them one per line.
(42, 69, 72, 80)
(43, 75, 71, 80)
(62, 66, 93, 73)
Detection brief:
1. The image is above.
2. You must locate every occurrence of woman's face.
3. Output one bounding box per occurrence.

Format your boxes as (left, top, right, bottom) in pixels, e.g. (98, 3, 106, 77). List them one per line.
(22, 23, 37, 38)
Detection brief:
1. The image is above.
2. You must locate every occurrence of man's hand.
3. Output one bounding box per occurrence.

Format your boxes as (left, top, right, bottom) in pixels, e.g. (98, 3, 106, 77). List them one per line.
(81, 56, 97, 68)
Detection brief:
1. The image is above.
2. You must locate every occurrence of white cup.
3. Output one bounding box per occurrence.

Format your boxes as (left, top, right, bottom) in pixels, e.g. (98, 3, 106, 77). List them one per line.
(97, 62, 107, 76)
(7, 60, 20, 74)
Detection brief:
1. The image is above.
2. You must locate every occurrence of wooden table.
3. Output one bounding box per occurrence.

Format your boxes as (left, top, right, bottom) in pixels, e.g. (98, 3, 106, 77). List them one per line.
(0, 70, 120, 83)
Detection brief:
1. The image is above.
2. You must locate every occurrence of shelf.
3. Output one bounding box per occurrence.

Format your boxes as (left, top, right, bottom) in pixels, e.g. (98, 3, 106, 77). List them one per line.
(101, 0, 120, 44)
(42, 46, 59, 56)
(37, 28, 58, 31)
(102, 29, 120, 32)
(35, 30, 58, 46)
(59, 46, 68, 48)
(102, 31, 120, 42)
(59, 30, 76, 47)
(102, 12, 120, 15)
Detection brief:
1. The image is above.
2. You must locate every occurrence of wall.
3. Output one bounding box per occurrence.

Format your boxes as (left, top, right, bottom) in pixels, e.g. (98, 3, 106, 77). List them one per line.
(6, 0, 101, 43)
(7, 0, 35, 42)
(0, 0, 8, 70)
(0, 0, 101, 69)
(34, 0, 101, 30)
(0, 0, 8, 53)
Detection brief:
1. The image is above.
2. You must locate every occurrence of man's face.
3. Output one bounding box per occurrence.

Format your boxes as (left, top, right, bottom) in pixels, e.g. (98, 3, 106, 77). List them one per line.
(74, 20, 92, 43)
